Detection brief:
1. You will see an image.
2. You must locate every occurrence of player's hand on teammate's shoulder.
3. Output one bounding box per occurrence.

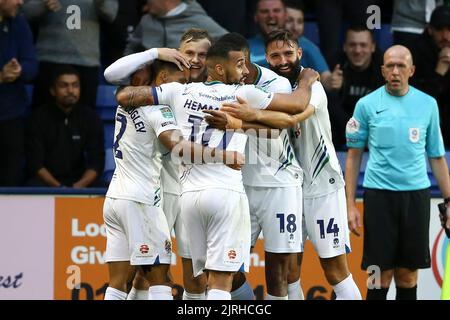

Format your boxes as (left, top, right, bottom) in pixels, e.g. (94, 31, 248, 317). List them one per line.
(347, 204, 362, 237)
(221, 96, 258, 122)
(299, 68, 320, 86)
(156, 48, 191, 71)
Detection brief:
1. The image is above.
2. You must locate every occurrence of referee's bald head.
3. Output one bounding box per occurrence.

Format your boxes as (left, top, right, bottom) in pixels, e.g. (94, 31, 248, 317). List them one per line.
(383, 45, 414, 67)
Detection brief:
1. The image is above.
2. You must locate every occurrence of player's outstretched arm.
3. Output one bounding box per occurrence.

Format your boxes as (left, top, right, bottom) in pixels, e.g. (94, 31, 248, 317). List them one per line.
(345, 147, 364, 237)
(104, 48, 190, 85)
(116, 86, 155, 108)
(266, 68, 319, 114)
(158, 129, 245, 171)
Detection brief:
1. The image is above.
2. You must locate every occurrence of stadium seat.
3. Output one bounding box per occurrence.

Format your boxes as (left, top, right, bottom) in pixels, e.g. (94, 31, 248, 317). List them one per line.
(96, 85, 118, 121)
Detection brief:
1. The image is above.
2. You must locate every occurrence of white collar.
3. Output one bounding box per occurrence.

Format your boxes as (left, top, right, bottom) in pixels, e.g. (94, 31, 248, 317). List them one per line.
(164, 2, 187, 17)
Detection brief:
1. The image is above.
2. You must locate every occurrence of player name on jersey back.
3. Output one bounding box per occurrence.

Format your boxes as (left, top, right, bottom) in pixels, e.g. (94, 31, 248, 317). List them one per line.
(106, 105, 178, 205)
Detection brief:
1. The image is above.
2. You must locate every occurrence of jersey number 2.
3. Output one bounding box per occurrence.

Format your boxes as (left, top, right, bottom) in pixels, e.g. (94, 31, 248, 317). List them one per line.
(113, 113, 127, 159)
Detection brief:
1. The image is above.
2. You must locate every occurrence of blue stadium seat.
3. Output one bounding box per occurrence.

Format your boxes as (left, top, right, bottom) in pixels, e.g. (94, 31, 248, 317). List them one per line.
(374, 23, 393, 52)
(103, 123, 116, 183)
(304, 22, 320, 46)
(96, 85, 118, 121)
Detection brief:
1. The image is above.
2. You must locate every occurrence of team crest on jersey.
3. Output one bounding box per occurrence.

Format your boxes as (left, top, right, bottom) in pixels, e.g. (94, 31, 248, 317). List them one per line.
(160, 106, 174, 119)
(409, 128, 420, 143)
(346, 117, 360, 134)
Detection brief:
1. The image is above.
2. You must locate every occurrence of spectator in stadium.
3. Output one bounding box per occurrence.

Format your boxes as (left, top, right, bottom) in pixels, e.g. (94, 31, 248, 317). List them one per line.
(327, 25, 384, 149)
(412, 5, 450, 148)
(391, 0, 443, 52)
(249, 0, 335, 90)
(22, 0, 119, 108)
(124, 0, 227, 55)
(0, 0, 38, 186)
(345, 45, 450, 300)
(26, 66, 105, 188)
(314, 0, 375, 68)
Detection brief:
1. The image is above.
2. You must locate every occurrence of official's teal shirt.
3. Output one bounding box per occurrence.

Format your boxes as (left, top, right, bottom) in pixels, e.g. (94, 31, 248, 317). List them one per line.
(346, 85, 445, 191)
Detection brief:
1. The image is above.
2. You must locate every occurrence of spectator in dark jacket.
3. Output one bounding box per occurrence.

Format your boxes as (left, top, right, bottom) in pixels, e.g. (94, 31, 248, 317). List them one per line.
(0, 0, 38, 186)
(327, 25, 384, 149)
(26, 66, 105, 188)
(412, 5, 450, 148)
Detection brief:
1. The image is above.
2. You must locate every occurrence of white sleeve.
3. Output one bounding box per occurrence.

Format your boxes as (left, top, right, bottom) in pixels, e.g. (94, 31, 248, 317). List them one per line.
(237, 85, 274, 110)
(145, 105, 180, 137)
(309, 81, 326, 110)
(265, 76, 292, 94)
(103, 48, 158, 85)
(152, 82, 184, 108)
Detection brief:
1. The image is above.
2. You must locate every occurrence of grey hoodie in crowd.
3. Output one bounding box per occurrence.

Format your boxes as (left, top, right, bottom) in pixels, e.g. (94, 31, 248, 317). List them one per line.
(125, 0, 227, 54)
(22, 0, 118, 67)
(391, 0, 443, 33)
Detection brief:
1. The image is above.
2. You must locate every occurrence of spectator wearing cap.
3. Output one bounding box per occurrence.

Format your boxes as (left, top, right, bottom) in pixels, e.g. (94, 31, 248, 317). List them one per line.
(412, 4, 450, 148)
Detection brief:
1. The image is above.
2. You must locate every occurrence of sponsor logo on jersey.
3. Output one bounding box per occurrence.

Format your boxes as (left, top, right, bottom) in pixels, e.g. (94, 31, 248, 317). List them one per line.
(409, 128, 420, 143)
(329, 178, 335, 184)
(161, 121, 176, 127)
(346, 117, 360, 134)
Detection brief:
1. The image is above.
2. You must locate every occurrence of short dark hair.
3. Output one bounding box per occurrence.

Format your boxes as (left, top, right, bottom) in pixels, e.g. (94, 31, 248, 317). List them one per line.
(264, 29, 299, 51)
(207, 34, 247, 60)
(180, 28, 212, 44)
(50, 65, 80, 87)
(346, 24, 375, 43)
(216, 32, 249, 52)
(283, 0, 304, 12)
(149, 60, 181, 83)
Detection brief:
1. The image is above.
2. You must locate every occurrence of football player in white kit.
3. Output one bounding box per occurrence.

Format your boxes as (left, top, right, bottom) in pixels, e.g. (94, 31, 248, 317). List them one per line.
(221, 30, 362, 300)
(104, 29, 213, 300)
(116, 36, 319, 300)
(206, 33, 305, 300)
(103, 60, 244, 300)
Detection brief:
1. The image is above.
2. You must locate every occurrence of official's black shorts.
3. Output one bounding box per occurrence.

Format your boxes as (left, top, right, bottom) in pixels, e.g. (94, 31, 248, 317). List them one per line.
(361, 188, 431, 271)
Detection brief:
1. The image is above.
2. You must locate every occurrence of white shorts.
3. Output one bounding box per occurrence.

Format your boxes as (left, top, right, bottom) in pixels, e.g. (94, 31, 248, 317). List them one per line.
(162, 192, 191, 259)
(246, 185, 303, 253)
(302, 188, 351, 258)
(103, 197, 172, 265)
(181, 189, 251, 277)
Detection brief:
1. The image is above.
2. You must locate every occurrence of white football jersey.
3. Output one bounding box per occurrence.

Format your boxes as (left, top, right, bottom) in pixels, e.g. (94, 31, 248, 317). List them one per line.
(153, 81, 274, 193)
(161, 151, 181, 195)
(290, 81, 345, 198)
(106, 105, 179, 205)
(243, 64, 303, 187)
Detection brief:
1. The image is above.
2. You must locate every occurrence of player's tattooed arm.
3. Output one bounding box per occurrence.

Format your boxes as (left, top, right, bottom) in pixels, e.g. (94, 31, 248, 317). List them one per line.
(116, 85, 155, 109)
